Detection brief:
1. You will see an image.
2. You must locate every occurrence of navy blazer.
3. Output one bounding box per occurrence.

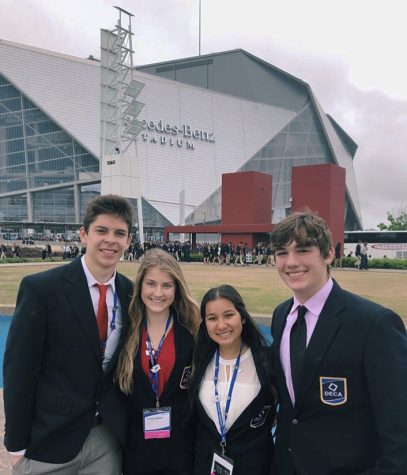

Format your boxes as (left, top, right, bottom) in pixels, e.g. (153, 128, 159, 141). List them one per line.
(271, 280, 407, 475)
(3, 257, 132, 463)
(192, 346, 275, 475)
(123, 315, 195, 474)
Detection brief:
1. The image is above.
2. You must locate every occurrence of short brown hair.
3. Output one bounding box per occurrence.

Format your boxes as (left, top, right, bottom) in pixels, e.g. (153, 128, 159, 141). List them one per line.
(270, 213, 333, 258)
(83, 194, 133, 233)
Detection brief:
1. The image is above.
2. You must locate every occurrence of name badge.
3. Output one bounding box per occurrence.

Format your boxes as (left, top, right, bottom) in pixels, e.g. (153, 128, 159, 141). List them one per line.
(143, 407, 171, 439)
(320, 377, 348, 406)
(211, 452, 234, 474)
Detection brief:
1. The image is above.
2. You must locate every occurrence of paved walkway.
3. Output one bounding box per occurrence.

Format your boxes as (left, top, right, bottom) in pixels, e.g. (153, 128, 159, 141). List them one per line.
(0, 390, 11, 474)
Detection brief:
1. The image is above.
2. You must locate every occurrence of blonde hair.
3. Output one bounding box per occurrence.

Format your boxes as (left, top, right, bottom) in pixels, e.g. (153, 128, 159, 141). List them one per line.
(116, 248, 200, 394)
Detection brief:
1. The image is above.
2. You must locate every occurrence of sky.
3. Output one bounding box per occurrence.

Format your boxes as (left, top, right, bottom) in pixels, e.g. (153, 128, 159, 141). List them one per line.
(1, 0, 406, 229)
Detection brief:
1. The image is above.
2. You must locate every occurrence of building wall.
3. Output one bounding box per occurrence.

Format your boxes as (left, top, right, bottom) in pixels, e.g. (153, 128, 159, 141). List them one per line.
(0, 40, 362, 232)
(133, 70, 296, 224)
(137, 50, 309, 112)
(0, 40, 100, 156)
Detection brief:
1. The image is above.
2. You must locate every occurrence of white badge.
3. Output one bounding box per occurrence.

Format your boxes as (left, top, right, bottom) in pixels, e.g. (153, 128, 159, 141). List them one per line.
(143, 407, 171, 439)
(211, 452, 234, 474)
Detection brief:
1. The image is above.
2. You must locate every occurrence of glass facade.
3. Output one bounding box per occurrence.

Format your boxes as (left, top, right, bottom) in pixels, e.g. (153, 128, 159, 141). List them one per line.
(0, 74, 174, 232)
(0, 73, 100, 222)
(32, 188, 76, 223)
(186, 103, 334, 224)
(241, 104, 334, 221)
(0, 194, 28, 222)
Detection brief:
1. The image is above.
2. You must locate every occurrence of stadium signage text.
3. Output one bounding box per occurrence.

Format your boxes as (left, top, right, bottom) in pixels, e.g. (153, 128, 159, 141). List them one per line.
(140, 119, 216, 150)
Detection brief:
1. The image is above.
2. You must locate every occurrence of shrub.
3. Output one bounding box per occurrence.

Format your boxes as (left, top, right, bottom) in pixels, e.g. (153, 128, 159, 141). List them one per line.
(339, 256, 407, 270)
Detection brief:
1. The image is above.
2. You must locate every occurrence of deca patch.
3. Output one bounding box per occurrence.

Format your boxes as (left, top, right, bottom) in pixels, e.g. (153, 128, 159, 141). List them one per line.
(179, 365, 192, 389)
(250, 405, 272, 428)
(320, 377, 347, 406)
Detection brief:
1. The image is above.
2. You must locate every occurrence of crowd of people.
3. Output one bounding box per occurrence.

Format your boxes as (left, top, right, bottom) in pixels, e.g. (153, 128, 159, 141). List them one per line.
(124, 240, 275, 267)
(3, 194, 407, 475)
(0, 243, 21, 259)
(125, 240, 192, 263)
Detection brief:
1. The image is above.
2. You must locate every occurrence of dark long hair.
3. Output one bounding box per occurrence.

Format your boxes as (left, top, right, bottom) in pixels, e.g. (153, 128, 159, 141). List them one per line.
(190, 284, 269, 394)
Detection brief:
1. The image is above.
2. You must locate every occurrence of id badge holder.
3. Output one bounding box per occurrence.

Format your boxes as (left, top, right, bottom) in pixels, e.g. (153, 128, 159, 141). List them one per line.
(210, 451, 234, 475)
(143, 406, 171, 439)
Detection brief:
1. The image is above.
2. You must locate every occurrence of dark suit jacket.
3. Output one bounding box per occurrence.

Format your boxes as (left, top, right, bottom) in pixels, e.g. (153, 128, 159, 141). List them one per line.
(123, 315, 195, 474)
(3, 257, 133, 463)
(271, 280, 407, 475)
(192, 347, 275, 475)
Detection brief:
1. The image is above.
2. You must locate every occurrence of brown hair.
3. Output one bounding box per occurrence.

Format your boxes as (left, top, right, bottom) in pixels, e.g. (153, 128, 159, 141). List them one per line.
(270, 213, 333, 258)
(83, 194, 133, 233)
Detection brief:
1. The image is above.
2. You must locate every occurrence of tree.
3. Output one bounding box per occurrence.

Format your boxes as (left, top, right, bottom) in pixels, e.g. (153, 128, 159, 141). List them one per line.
(377, 206, 407, 230)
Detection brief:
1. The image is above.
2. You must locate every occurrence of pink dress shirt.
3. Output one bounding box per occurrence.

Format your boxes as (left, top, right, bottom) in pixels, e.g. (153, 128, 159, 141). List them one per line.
(279, 278, 333, 405)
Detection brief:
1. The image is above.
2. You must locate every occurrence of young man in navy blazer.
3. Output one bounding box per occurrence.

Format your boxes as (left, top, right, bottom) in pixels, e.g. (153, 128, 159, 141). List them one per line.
(4, 194, 133, 474)
(270, 213, 407, 475)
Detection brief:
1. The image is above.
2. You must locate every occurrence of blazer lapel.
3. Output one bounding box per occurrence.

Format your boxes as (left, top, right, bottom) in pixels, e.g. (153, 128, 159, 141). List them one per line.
(294, 281, 346, 410)
(225, 347, 271, 436)
(272, 299, 293, 406)
(104, 273, 132, 375)
(161, 316, 193, 399)
(63, 258, 101, 362)
(272, 299, 293, 359)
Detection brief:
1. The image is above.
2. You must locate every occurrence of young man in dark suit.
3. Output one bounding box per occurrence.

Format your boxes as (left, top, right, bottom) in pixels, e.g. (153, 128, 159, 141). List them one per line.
(4, 194, 134, 475)
(270, 213, 407, 475)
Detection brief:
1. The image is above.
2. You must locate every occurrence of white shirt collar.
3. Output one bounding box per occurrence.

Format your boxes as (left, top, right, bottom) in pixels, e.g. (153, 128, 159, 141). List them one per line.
(81, 255, 116, 291)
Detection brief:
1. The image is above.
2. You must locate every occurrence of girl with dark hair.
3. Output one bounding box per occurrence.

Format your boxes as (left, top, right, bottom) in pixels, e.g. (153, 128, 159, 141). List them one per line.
(190, 285, 276, 475)
(117, 249, 200, 475)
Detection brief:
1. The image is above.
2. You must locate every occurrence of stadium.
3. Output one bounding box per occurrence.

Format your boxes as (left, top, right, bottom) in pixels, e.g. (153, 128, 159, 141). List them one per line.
(0, 34, 362, 241)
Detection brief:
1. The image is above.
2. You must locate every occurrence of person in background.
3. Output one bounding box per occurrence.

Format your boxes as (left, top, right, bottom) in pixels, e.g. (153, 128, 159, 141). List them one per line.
(3, 194, 134, 475)
(265, 243, 274, 267)
(270, 213, 407, 475)
(190, 284, 275, 475)
(360, 240, 369, 270)
(12, 242, 20, 258)
(354, 239, 362, 267)
(254, 242, 264, 265)
(334, 241, 342, 268)
(234, 242, 244, 266)
(117, 248, 200, 475)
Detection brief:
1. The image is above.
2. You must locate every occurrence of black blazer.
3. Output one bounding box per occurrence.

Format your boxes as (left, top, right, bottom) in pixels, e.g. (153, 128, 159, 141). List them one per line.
(3, 257, 133, 463)
(123, 315, 195, 474)
(271, 280, 407, 475)
(192, 347, 275, 475)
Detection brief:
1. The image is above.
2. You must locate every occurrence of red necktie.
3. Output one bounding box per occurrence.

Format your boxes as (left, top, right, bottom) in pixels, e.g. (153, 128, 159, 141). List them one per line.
(95, 284, 109, 344)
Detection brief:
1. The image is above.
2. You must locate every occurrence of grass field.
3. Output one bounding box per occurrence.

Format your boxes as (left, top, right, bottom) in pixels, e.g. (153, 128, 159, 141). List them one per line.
(0, 261, 406, 325)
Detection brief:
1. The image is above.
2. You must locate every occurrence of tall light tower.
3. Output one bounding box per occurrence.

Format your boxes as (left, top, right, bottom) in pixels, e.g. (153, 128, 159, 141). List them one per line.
(100, 6, 145, 243)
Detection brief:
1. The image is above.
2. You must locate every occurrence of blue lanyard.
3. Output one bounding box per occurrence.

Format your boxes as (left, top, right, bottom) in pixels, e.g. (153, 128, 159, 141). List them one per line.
(213, 342, 244, 454)
(110, 290, 118, 331)
(100, 289, 118, 356)
(144, 314, 172, 407)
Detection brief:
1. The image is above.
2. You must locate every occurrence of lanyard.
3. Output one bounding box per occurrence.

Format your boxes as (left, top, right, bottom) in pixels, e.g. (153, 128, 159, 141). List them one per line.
(144, 313, 172, 407)
(100, 289, 118, 356)
(110, 290, 118, 331)
(214, 341, 244, 454)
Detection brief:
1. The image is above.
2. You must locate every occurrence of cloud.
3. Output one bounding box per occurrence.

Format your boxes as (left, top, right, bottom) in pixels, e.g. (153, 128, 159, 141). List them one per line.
(252, 48, 407, 229)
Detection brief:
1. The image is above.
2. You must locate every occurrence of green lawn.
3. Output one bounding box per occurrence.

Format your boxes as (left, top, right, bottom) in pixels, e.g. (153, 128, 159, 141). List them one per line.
(0, 261, 406, 325)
